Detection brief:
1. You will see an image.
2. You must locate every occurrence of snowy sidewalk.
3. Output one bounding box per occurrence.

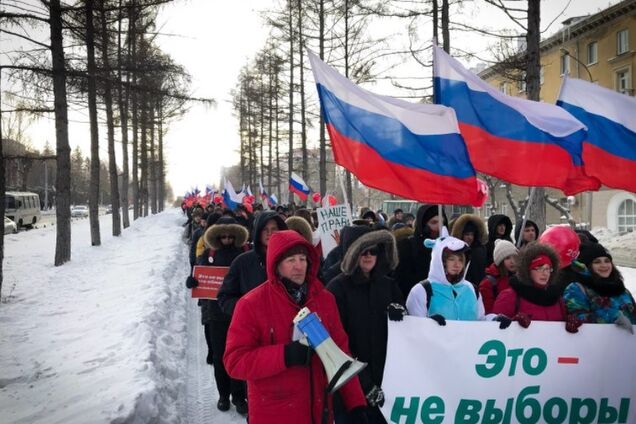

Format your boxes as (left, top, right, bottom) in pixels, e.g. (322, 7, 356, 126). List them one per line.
(1, 209, 199, 423)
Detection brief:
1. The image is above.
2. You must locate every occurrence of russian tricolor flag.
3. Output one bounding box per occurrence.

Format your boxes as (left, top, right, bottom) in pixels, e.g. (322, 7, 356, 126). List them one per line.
(433, 45, 600, 195)
(308, 51, 487, 206)
(557, 77, 636, 193)
(289, 172, 310, 201)
(223, 179, 245, 210)
(259, 180, 277, 207)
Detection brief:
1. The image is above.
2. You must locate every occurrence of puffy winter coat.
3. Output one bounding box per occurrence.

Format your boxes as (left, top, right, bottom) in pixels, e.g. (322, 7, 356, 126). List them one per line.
(564, 275, 636, 324)
(224, 230, 366, 424)
(492, 243, 566, 322)
(395, 204, 448, 297)
(327, 230, 403, 397)
(217, 211, 287, 316)
(479, 263, 513, 315)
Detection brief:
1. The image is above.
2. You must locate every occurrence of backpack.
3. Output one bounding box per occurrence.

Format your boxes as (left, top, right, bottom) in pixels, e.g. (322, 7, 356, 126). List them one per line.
(420, 279, 481, 310)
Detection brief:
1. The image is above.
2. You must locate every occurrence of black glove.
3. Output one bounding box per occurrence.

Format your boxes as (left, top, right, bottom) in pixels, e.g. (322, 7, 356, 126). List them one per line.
(429, 314, 446, 326)
(284, 341, 312, 367)
(185, 276, 198, 289)
(366, 385, 385, 407)
(494, 314, 512, 329)
(348, 406, 370, 424)
(387, 303, 407, 321)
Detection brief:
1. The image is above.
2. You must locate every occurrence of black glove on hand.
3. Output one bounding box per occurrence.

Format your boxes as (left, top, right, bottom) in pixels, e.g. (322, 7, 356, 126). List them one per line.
(429, 314, 446, 326)
(284, 340, 312, 367)
(366, 385, 385, 407)
(494, 314, 512, 329)
(348, 406, 370, 424)
(185, 276, 198, 289)
(387, 303, 407, 321)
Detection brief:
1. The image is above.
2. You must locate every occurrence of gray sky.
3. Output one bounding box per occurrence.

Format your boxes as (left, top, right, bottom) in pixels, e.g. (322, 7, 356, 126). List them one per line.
(1, 0, 615, 197)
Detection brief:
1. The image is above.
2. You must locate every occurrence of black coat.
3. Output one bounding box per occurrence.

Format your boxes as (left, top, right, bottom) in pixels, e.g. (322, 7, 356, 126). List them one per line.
(486, 214, 513, 264)
(217, 210, 287, 316)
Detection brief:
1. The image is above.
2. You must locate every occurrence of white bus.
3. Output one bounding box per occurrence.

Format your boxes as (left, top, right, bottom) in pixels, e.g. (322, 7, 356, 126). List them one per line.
(4, 191, 41, 228)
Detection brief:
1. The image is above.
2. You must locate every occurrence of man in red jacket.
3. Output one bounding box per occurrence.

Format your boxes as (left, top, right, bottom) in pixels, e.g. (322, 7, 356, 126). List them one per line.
(224, 230, 369, 424)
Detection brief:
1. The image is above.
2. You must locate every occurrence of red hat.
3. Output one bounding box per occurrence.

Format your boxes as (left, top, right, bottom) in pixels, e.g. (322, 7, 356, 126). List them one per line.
(530, 254, 551, 270)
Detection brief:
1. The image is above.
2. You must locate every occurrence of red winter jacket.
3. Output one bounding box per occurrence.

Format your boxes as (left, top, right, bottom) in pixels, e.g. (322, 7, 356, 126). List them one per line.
(479, 263, 512, 314)
(492, 287, 566, 321)
(224, 230, 366, 424)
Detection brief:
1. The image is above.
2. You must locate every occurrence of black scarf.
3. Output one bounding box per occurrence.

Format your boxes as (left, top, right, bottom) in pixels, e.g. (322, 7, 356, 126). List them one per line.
(580, 274, 626, 298)
(281, 277, 308, 305)
(510, 276, 562, 306)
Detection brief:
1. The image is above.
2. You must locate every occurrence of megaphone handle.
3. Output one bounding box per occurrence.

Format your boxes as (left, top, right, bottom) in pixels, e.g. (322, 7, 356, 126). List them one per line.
(325, 359, 353, 393)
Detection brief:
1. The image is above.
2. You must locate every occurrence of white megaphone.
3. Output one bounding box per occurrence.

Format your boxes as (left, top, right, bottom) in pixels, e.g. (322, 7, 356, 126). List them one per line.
(293, 307, 366, 393)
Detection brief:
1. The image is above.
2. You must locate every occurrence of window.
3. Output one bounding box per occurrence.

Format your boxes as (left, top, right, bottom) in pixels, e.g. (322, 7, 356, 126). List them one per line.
(616, 68, 631, 94)
(617, 30, 629, 55)
(617, 199, 636, 233)
(518, 72, 527, 92)
(5, 196, 16, 209)
(560, 55, 570, 75)
(499, 82, 509, 95)
(587, 42, 598, 64)
(540, 66, 544, 85)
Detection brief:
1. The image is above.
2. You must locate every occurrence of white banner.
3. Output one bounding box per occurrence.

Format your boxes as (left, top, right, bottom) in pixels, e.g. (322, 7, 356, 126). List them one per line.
(381, 317, 636, 424)
(316, 204, 352, 257)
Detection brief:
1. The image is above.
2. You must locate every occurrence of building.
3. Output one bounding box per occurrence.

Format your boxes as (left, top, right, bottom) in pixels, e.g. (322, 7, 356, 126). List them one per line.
(479, 0, 636, 233)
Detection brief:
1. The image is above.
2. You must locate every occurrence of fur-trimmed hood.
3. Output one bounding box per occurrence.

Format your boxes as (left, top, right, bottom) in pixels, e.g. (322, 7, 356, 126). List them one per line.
(340, 230, 398, 276)
(451, 214, 487, 245)
(516, 241, 560, 286)
(285, 216, 313, 244)
(392, 226, 414, 243)
(203, 218, 249, 250)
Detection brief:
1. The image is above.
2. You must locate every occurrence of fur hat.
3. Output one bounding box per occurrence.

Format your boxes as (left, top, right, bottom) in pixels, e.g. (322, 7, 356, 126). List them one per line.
(578, 242, 612, 267)
(493, 239, 519, 266)
(203, 216, 249, 250)
(285, 216, 313, 244)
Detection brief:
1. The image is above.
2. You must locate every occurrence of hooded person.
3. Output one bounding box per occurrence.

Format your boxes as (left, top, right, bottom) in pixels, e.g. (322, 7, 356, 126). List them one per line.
(186, 216, 249, 413)
(406, 228, 493, 323)
(217, 210, 287, 317)
(563, 242, 635, 332)
(513, 219, 540, 248)
(485, 214, 513, 264)
(223, 231, 368, 424)
(321, 224, 373, 284)
(451, 214, 488, 287)
(479, 239, 519, 314)
(492, 242, 580, 331)
(395, 204, 448, 298)
(327, 230, 403, 423)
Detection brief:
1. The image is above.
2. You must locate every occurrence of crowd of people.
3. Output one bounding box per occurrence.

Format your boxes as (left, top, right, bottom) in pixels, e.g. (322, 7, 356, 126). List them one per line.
(181, 200, 636, 424)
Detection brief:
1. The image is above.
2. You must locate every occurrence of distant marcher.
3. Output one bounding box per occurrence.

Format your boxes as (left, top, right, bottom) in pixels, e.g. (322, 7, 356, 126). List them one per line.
(514, 219, 540, 248)
(451, 214, 488, 287)
(386, 208, 404, 229)
(485, 214, 513, 264)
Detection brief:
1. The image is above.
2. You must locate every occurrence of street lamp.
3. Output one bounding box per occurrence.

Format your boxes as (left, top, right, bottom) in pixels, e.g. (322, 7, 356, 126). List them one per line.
(560, 47, 593, 82)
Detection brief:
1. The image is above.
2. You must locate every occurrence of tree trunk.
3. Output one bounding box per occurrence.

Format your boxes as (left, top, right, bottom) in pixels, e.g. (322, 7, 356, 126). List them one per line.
(149, 105, 157, 214)
(267, 55, 273, 195)
(140, 95, 149, 217)
(85, 0, 101, 246)
(99, 0, 121, 236)
(442, 0, 450, 52)
(0, 80, 5, 293)
(158, 103, 165, 212)
(343, 0, 353, 211)
(297, 0, 308, 202)
(275, 71, 281, 201)
(118, 0, 130, 228)
(432, 0, 438, 43)
(130, 0, 140, 219)
(50, 0, 72, 266)
(526, 0, 545, 231)
(288, 0, 295, 204)
(318, 0, 326, 198)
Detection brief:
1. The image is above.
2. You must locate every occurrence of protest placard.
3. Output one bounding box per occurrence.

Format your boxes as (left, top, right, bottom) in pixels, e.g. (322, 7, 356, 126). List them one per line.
(316, 203, 352, 257)
(191, 266, 229, 299)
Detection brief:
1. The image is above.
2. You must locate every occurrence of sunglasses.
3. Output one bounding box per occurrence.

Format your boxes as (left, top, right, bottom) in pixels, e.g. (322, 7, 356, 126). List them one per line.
(361, 247, 379, 256)
(220, 235, 235, 240)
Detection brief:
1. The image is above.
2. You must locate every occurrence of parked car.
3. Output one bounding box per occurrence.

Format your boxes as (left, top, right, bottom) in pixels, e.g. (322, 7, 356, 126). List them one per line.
(71, 205, 89, 218)
(4, 216, 18, 234)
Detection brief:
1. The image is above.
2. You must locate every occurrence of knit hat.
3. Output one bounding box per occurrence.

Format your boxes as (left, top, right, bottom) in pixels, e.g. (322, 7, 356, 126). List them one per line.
(577, 242, 612, 267)
(530, 254, 551, 270)
(493, 239, 518, 266)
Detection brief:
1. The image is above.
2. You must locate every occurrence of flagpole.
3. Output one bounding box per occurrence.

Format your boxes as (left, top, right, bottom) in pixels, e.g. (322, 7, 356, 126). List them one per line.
(517, 186, 537, 248)
(337, 168, 353, 225)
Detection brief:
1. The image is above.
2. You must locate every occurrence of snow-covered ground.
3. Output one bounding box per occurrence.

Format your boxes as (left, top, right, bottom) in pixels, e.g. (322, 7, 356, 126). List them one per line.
(0, 209, 244, 424)
(0, 210, 634, 424)
(592, 228, 636, 267)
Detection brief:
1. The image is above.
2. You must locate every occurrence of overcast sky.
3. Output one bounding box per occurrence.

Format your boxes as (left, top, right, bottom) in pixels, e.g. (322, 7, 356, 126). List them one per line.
(2, 0, 615, 196)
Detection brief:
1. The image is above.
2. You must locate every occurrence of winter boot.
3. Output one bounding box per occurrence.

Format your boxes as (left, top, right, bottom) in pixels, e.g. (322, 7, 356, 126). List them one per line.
(217, 396, 230, 412)
(233, 398, 248, 416)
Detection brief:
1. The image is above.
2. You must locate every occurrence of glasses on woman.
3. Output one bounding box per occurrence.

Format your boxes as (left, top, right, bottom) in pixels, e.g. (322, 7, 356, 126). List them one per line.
(220, 235, 235, 240)
(361, 247, 379, 256)
(530, 265, 553, 274)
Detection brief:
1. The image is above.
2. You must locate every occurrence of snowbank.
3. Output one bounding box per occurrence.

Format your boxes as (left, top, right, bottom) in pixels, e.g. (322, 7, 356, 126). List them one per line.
(0, 209, 190, 424)
(592, 228, 636, 267)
